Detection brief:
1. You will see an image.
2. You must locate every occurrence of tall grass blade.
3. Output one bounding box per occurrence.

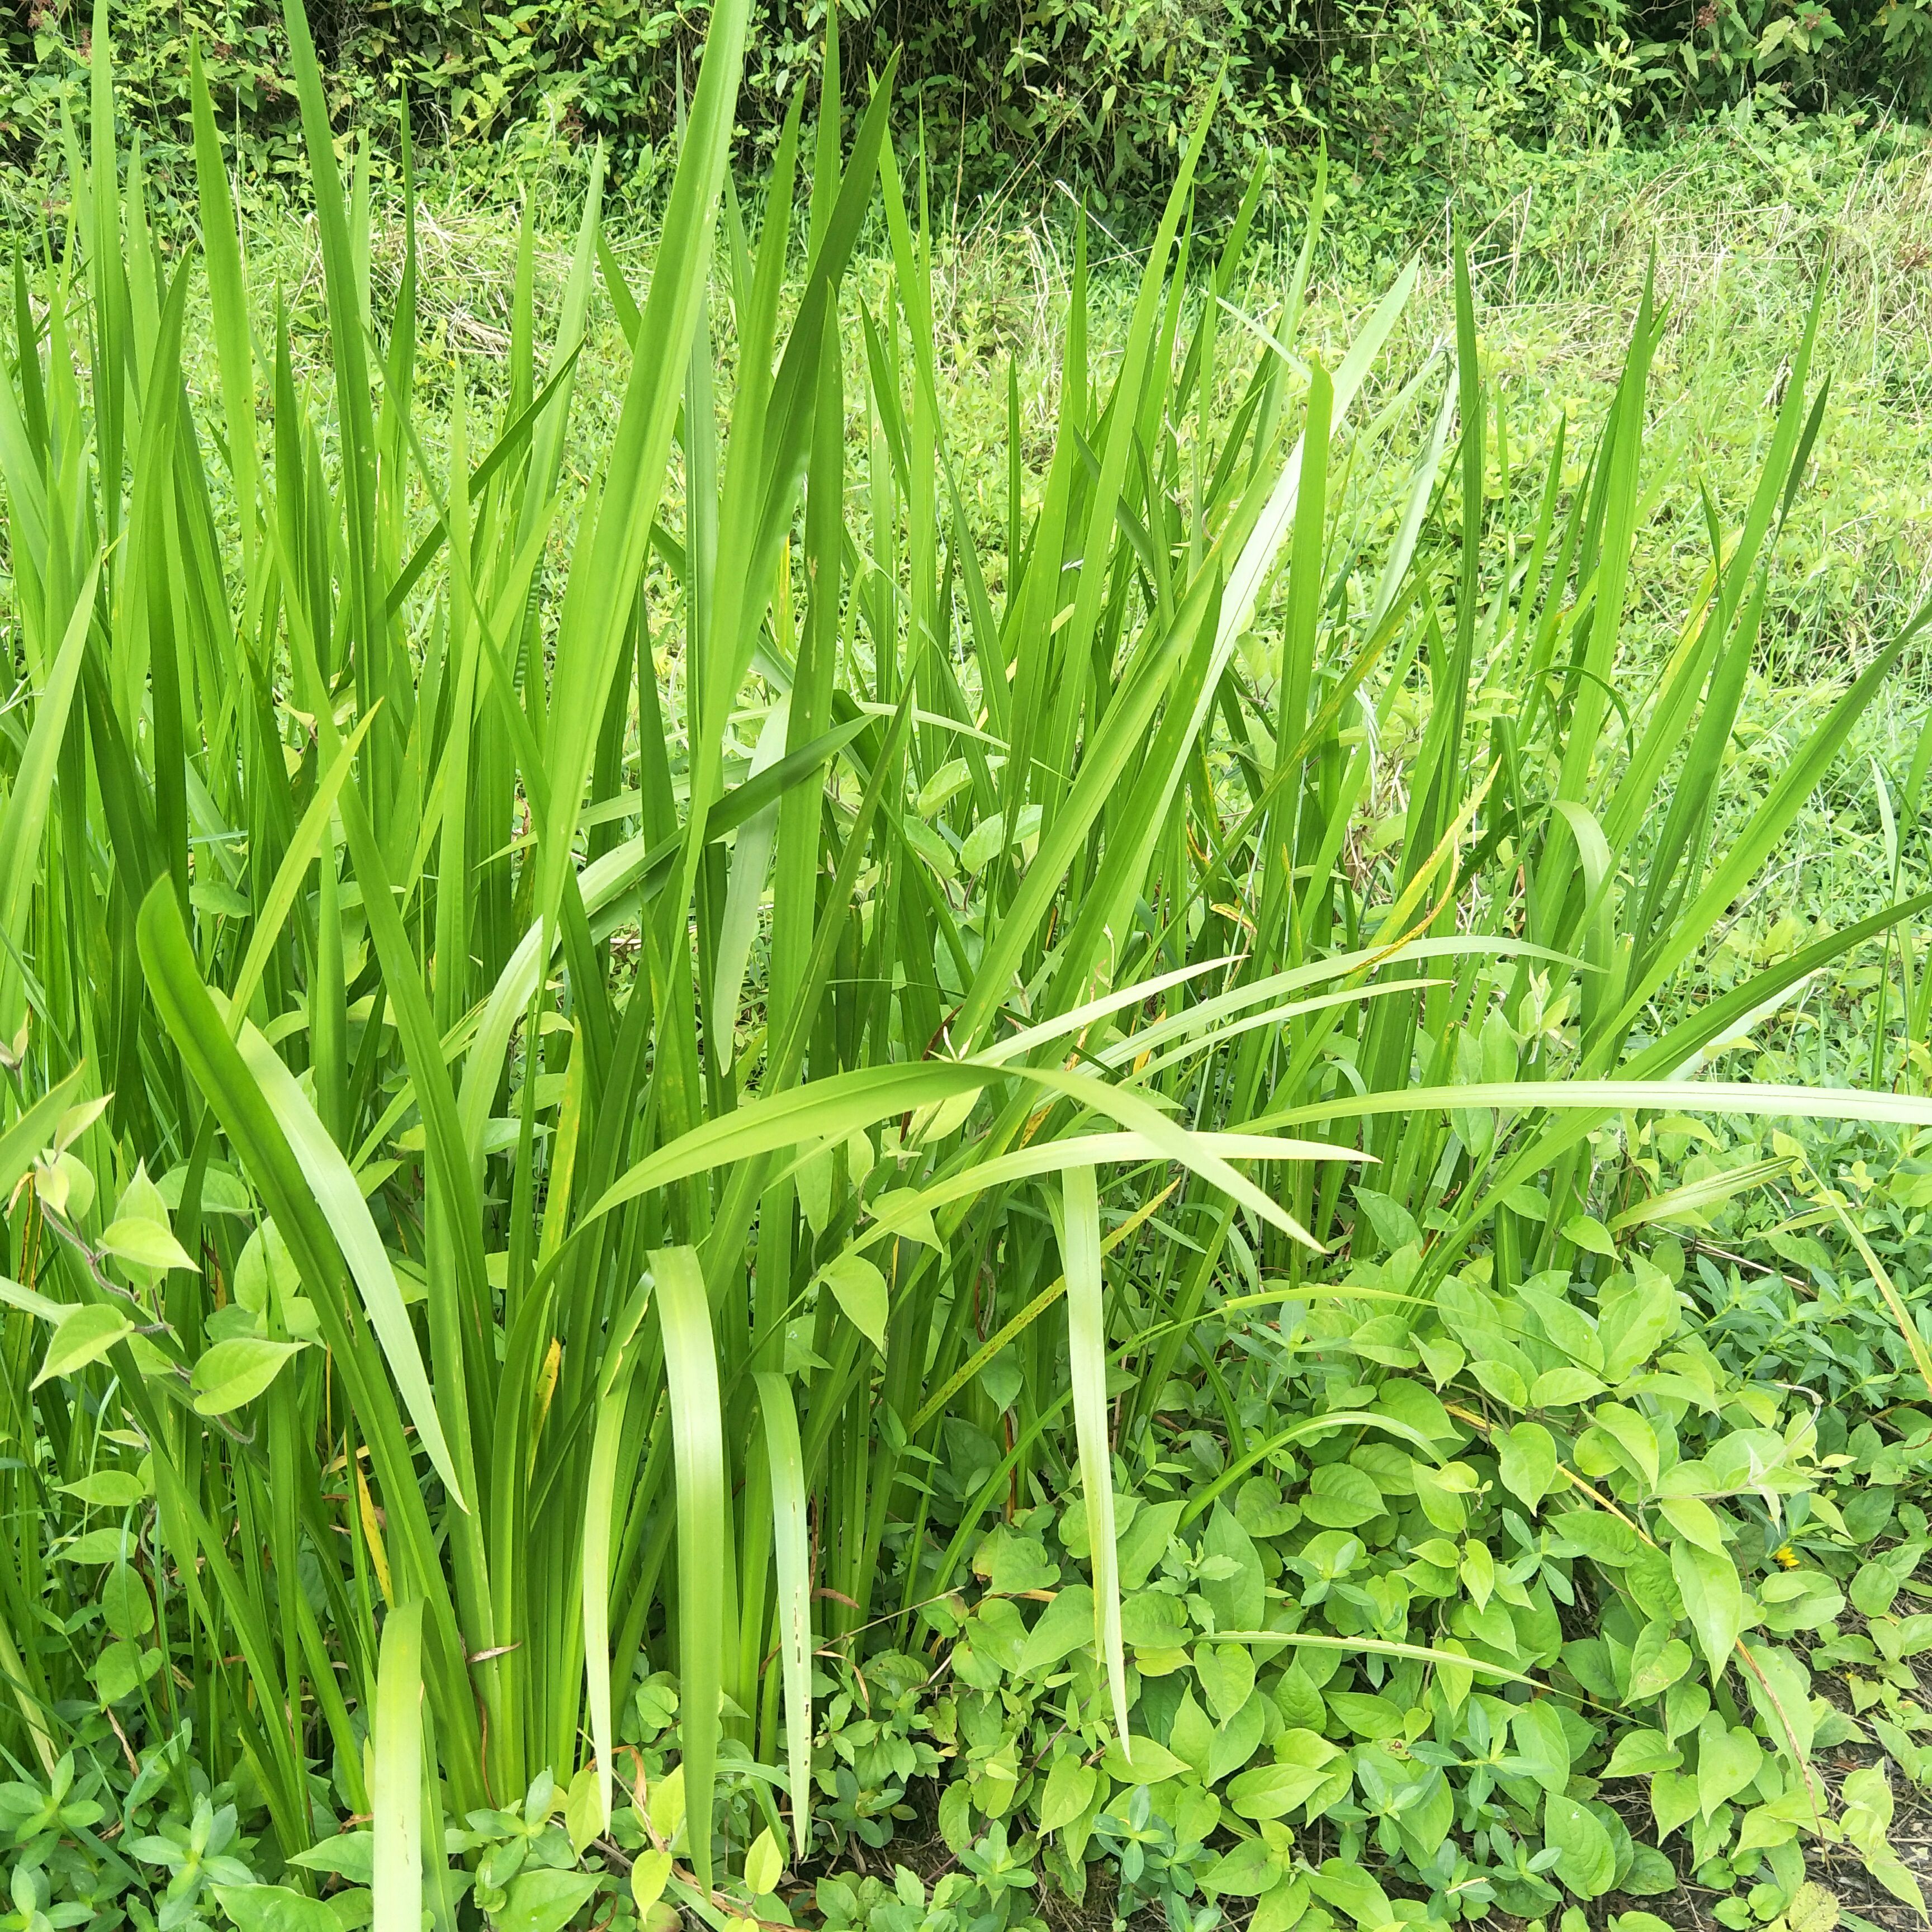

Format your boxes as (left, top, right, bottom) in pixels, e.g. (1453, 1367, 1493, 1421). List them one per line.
(754, 1372, 813, 1857)
(1059, 1166, 1129, 1750)
(654, 1248, 726, 1891)
(372, 1602, 424, 1932)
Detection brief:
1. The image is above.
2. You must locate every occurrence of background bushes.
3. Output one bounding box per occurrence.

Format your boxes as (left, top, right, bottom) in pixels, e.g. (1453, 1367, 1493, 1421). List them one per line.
(1, 0, 1927, 204)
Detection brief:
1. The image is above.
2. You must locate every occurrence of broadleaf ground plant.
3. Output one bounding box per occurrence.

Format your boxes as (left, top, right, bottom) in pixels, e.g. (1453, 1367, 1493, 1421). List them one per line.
(2, 6, 1931, 1931)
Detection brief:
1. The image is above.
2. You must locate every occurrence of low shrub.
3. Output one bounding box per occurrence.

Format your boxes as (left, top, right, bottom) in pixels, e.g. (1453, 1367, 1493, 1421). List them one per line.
(2, 0, 1928, 202)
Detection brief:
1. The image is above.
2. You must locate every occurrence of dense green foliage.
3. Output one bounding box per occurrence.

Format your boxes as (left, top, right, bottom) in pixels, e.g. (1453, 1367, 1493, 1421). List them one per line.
(2, 0, 1929, 203)
(6, 5, 1932, 1932)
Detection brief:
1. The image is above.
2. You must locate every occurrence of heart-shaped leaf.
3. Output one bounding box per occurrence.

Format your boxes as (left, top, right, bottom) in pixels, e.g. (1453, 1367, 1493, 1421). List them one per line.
(818, 1252, 889, 1354)
(35, 1303, 134, 1388)
(58, 1468, 149, 1509)
(1696, 1712, 1762, 1817)
(191, 1336, 304, 1414)
(1651, 1768, 1699, 1840)
(498, 1867, 600, 1932)
(211, 1886, 340, 1932)
(1627, 1621, 1694, 1700)
(1497, 1420, 1558, 1509)
(1037, 1753, 1097, 1832)
(1603, 1727, 1682, 1777)
(1545, 1792, 1616, 1897)
(101, 1214, 198, 1275)
(1673, 1540, 1744, 1675)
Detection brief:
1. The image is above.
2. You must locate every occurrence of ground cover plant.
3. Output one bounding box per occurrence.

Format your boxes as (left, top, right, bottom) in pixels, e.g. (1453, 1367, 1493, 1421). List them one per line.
(8, 7, 1932, 1932)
